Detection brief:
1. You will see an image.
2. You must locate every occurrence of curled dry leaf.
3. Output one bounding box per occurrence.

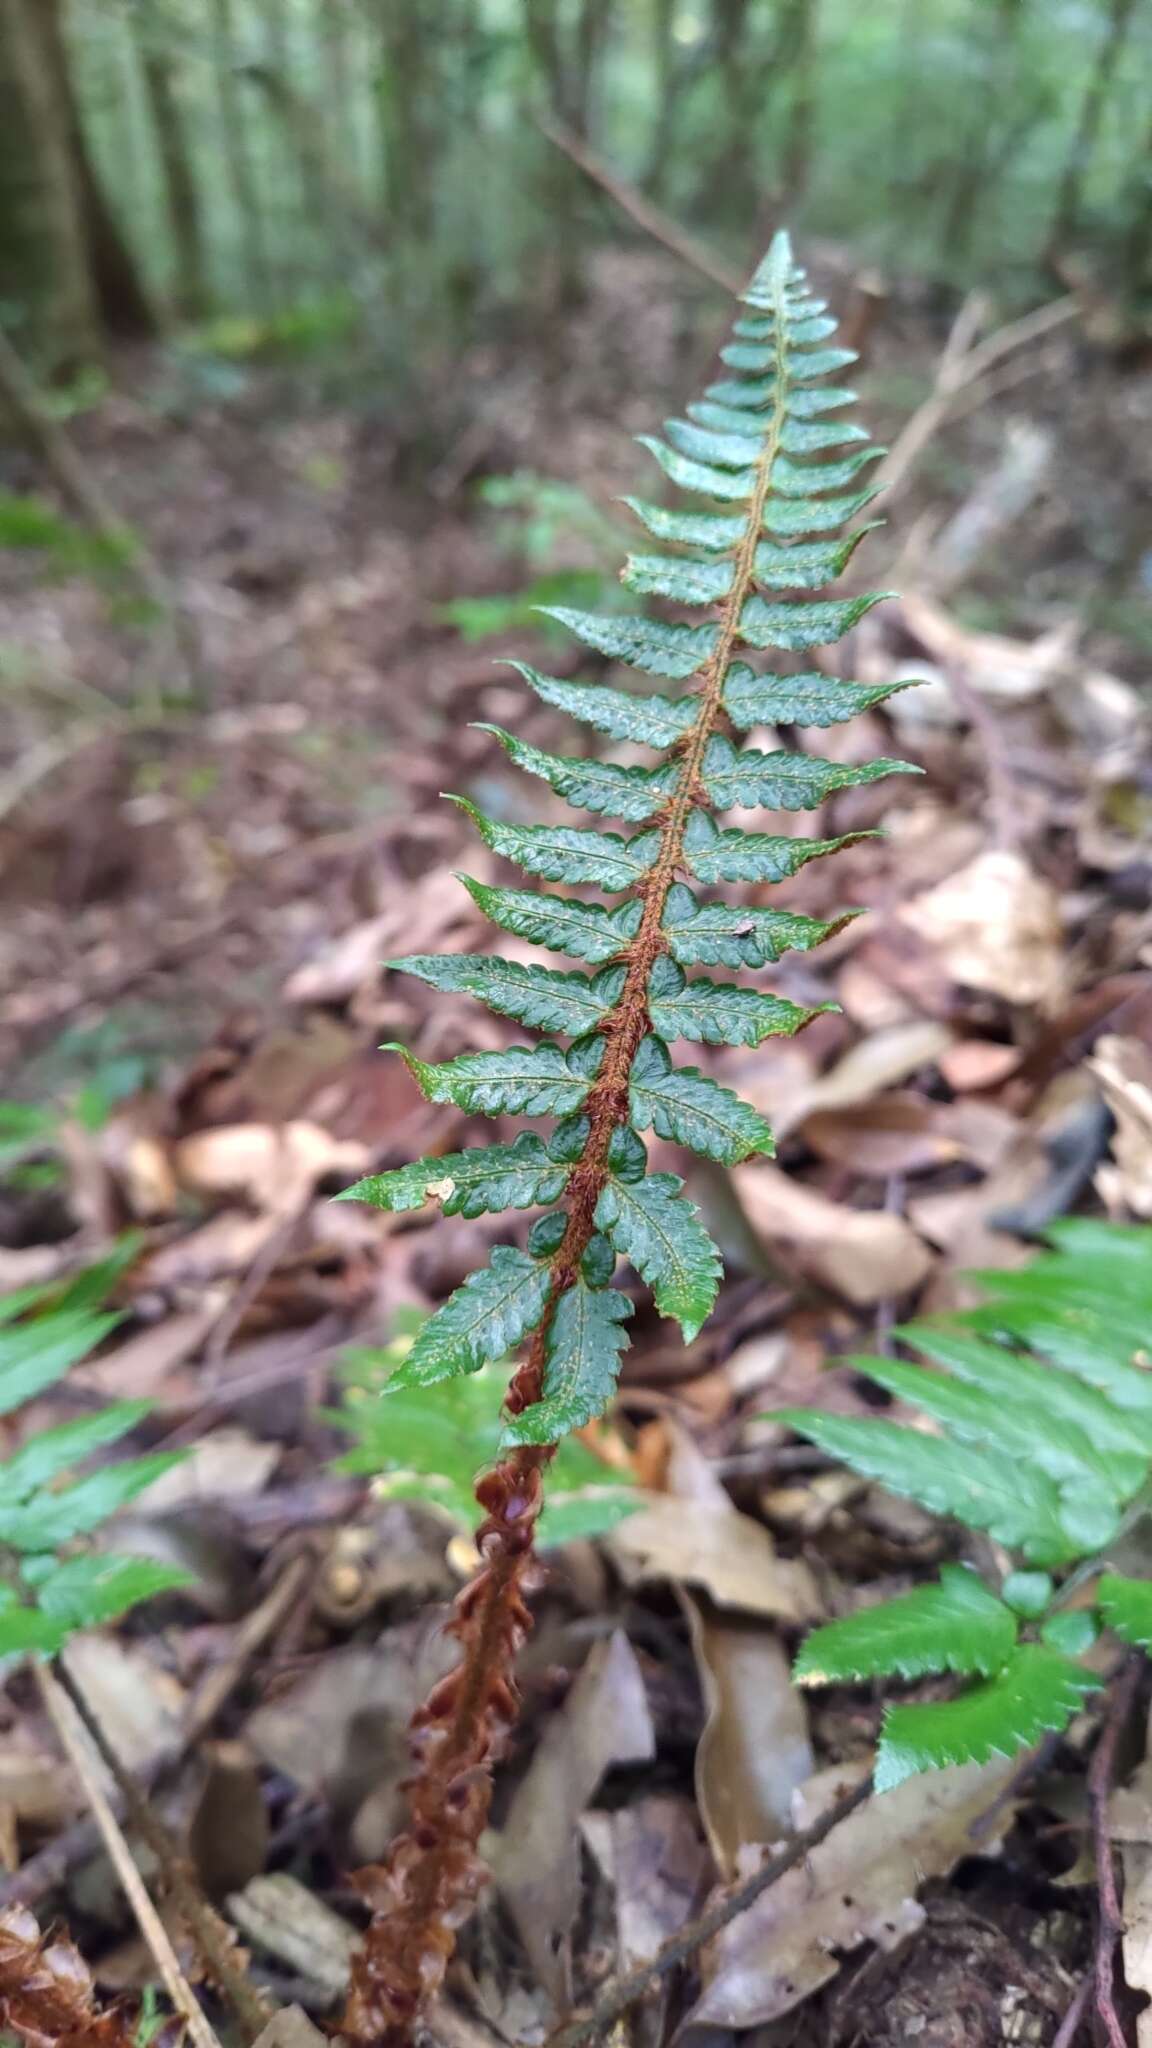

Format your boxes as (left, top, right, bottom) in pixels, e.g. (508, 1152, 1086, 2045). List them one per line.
(687, 1757, 1018, 2031)
(760, 1019, 954, 1143)
(682, 1597, 813, 1879)
(609, 1492, 820, 1623)
(734, 1162, 933, 1307)
(1091, 1034, 1152, 1218)
(0, 1904, 138, 2048)
(492, 1631, 655, 2007)
(898, 850, 1065, 1009)
(174, 1121, 369, 1216)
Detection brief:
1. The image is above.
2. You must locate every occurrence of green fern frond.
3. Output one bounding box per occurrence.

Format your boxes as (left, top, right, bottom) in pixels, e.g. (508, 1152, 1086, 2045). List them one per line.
(787, 1222, 1152, 1793)
(345, 231, 915, 1447)
(0, 1272, 189, 1657)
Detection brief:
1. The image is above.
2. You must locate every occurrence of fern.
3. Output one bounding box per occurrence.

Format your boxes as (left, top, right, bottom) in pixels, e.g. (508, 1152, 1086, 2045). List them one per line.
(334, 234, 922, 2042)
(0, 1262, 188, 1656)
(786, 1219, 1152, 1792)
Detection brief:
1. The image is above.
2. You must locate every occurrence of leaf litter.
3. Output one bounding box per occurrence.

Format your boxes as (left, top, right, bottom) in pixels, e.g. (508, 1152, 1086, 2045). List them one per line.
(0, 253, 1147, 2048)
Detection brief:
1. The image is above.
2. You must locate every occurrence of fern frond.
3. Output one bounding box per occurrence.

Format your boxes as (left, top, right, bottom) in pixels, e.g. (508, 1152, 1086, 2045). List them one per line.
(787, 1223, 1152, 1794)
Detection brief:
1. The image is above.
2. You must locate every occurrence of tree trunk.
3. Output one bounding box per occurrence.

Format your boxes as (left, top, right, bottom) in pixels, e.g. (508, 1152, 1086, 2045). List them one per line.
(140, 45, 211, 318)
(1049, 0, 1137, 254)
(778, 0, 819, 211)
(0, 0, 100, 367)
(43, 0, 156, 337)
(211, 0, 275, 316)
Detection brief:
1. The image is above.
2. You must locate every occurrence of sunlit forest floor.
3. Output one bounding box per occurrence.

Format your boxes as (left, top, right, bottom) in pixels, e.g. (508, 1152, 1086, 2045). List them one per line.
(0, 247, 1150, 2046)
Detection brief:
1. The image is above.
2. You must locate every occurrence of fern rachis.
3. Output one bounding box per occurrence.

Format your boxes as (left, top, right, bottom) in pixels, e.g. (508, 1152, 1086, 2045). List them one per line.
(338, 234, 916, 2042)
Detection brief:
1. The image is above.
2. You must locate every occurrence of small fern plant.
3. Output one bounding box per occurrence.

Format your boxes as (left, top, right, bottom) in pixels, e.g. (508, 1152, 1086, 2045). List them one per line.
(786, 1218, 1152, 1793)
(334, 232, 921, 2044)
(0, 1257, 186, 1657)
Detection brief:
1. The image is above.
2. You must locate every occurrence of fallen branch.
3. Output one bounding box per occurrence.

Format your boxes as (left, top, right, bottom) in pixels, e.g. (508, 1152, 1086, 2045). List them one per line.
(535, 114, 741, 294)
(545, 1777, 873, 2048)
(36, 1662, 224, 2048)
(1087, 1655, 1141, 2048)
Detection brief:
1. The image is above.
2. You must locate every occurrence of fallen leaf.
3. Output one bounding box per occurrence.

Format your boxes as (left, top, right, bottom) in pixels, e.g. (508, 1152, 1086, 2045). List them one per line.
(136, 1428, 281, 1511)
(764, 1019, 954, 1141)
(899, 850, 1065, 1009)
(687, 1757, 1018, 2030)
(609, 1496, 820, 1622)
(174, 1120, 369, 1216)
(1091, 1034, 1152, 1217)
(72, 1305, 222, 1403)
(938, 1039, 1024, 1093)
(799, 1093, 964, 1176)
(683, 1597, 814, 1878)
(249, 2010, 332, 2048)
(61, 1637, 185, 1775)
(734, 1163, 933, 1306)
(227, 1877, 358, 2003)
(491, 1630, 655, 2007)
(596, 1795, 708, 1970)
(1111, 1759, 1152, 2046)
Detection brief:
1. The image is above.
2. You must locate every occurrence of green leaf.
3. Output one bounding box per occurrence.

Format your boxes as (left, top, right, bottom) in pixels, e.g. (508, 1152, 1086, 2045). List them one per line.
(341, 1134, 568, 1220)
(762, 488, 882, 537)
(513, 665, 696, 747)
(387, 1247, 552, 1392)
(795, 1565, 1018, 1685)
(962, 1286, 1152, 1414)
(683, 810, 875, 884)
(724, 667, 915, 728)
(538, 607, 718, 680)
(701, 734, 918, 811)
(390, 954, 624, 1036)
(1097, 1573, 1152, 1649)
(537, 1488, 643, 1546)
(703, 380, 859, 419)
(628, 1035, 774, 1165)
(738, 592, 891, 650)
(854, 1355, 1134, 1507)
(621, 498, 746, 552)
(595, 1171, 720, 1342)
(771, 449, 883, 497)
(648, 958, 827, 1048)
(778, 1409, 1083, 1567)
(501, 1281, 633, 1445)
(448, 800, 660, 891)
(723, 344, 859, 382)
(0, 1310, 120, 1418)
(899, 1323, 1152, 1474)
(33, 1553, 191, 1628)
(475, 725, 676, 819)
(666, 415, 867, 468)
(637, 435, 758, 502)
(662, 884, 850, 968)
(0, 1607, 74, 1656)
(457, 876, 641, 964)
(384, 1040, 593, 1117)
(0, 1452, 184, 1553)
(623, 533, 877, 605)
(875, 1646, 1099, 1793)
(0, 1401, 149, 1499)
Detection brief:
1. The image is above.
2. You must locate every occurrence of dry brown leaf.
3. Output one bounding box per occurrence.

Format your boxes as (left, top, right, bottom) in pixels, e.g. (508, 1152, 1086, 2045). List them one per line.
(687, 1757, 1018, 2030)
(491, 1631, 655, 2007)
(683, 1597, 813, 1879)
(938, 1039, 1024, 1092)
(1110, 1757, 1152, 2045)
(597, 1795, 708, 1971)
(174, 1120, 368, 1216)
(734, 1162, 933, 1306)
(60, 1638, 185, 1776)
(136, 1429, 280, 1511)
(899, 850, 1065, 1008)
(608, 1495, 820, 1622)
(799, 1093, 964, 1176)
(249, 2008, 333, 2048)
(1091, 1033, 1152, 1217)
(72, 1306, 222, 1403)
(765, 1019, 954, 1141)
(227, 1878, 358, 2003)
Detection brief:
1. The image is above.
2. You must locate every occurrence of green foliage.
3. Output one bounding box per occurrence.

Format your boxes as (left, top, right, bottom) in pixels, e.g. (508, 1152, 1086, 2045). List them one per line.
(0, 1271, 188, 1658)
(346, 235, 912, 1473)
(0, 489, 137, 581)
(439, 474, 632, 644)
(788, 1220, 1152, 1791)
(334, 1317, 639, 1545)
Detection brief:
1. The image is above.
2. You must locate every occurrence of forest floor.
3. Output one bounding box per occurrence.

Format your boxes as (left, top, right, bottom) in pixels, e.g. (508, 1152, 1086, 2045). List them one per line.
(0, 246, 1150, 2047)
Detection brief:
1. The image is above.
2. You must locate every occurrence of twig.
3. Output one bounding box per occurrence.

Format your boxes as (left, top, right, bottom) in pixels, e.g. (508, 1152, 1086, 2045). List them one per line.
(876, 291, 1078, 503)
(0, 326, 207, 702)
(35, 1661, 224, 2048)
(1050, 1973, 1092, 2048)
(183, 1552, 313, 1745)
(1087, 1655, 1141, 2048)
(545, 1778, 873, 2048)
(534, 114, 741, 295)
(53, 1662, 268, 2043)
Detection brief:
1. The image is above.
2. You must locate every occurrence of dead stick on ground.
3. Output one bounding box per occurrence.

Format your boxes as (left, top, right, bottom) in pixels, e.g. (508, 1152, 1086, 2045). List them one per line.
(53, 1661, 268, 2044)
(545, 1778, 873, 2048)
(877, 292, 1078, 503)
(35, 1662, 225, 2048)
(0, 325, 207, 702)
(1050, 1974, 1092, 2048)
(1088, 1655, 1141, 2048)
(535, 114, 741, 295)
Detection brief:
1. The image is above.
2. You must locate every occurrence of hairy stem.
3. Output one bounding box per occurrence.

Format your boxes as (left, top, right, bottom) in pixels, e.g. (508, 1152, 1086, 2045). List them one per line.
(339, 296, 790, 2047)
